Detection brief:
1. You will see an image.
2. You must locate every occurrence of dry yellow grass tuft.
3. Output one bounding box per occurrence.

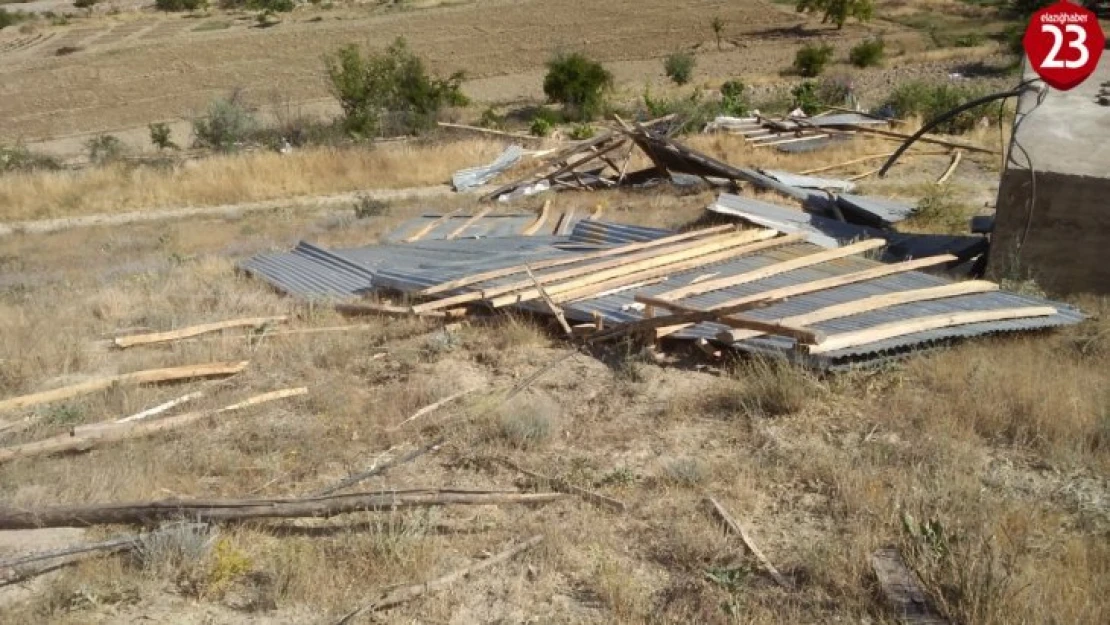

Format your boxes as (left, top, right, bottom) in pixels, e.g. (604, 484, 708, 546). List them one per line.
(0, 139, 507, 222)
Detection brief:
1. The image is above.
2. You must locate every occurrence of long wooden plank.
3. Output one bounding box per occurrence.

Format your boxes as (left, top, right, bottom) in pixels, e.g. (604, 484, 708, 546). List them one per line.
(806, 306, 1056, 354)
(422, 224, 736, 295)
(0, 388, 307, 465)
(653, 239, 888, 302)
(850, 125, 996, 155)
(521, 200, 552, 236)
(412, 229, 772, 313)
(0, 362, 250, 414)
(552, 234, 805, 305)
(444, 207, 492, 240)
(648, 254, 959, 338)
(489, 231, 790, 308)
(600, 297, 823, 344)
(404, 210, 462, 243)
(717, 281, 999, 343)
(113, 317, 287, 349)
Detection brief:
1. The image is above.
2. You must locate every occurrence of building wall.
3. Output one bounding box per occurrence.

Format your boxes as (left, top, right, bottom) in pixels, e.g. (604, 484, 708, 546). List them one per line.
(989, 168, 1110, 295)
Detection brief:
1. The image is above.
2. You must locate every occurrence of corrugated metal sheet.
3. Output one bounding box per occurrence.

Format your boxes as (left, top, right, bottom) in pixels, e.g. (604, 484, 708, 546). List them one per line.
(451, 145, 524, 191)
(383, 213, 540, 242)
(803, 113, 891, 127)
(240, 221, 1081, 371)
(710, 193, 988, 263)
(836, 193, 917, 227)
(568, 220, 672, 245)
(762, 170, 856, 193)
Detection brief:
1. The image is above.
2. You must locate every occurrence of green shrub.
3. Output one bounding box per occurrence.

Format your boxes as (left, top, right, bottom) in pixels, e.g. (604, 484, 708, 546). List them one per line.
(795, 0, 874, 29)
(149, 122, 178, 151)
(569, 123, 595, 140)
(883, 81, 1002, 134)
(542, 52, 613, 121)
(86, 134, 125, 164)
(664, 51, 696, 86)
(256, 0, 293, 10)
(791, 81, 821, 115)
(793, 42, 834, 77)
(477, 107, 503, 129)
(155, 0, 205, 10)
(0, 8, 30, 30)
(529, 117, 553, 137)
(0, 144, 61, 174)
(73, 0, 97, 8)
(324, 37, 467, 139)
(849, 37, 884, 67)
(643, 86, 719, 134)
(954, 32, 986, 48)
(719, 79, 749, 116)
(192, 91, 258, 151)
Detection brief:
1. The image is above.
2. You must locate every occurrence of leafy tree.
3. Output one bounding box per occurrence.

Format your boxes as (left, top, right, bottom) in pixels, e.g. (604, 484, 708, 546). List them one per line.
(795, 0, 874, 29)
(73, 0, 98, 9)
(542, 52, 613, 121)
(720, 79, 749, 116)
(324, 37, 468, 138)
(664, 51, 696, 86)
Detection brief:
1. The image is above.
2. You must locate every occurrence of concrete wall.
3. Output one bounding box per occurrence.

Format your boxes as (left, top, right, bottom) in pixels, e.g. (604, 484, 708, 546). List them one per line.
(989, 169, 1110, 295)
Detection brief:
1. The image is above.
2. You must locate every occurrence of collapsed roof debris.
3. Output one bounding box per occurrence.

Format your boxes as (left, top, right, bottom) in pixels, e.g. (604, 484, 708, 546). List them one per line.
(241, 209, 1081, 372)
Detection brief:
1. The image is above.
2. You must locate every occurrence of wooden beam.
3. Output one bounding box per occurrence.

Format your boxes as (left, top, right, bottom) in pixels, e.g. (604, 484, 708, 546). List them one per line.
(334, 302, 462, 319)
(806, 306, 1056, 354)
(717, 281, 999, 343)
(850, 125, 997, 155)
(0, 362, 249, 414)
(871, 547, 950, 625)
(0, 388, 307, 466)
(0, 490, 565, 530)
(436, 122, 541, 142)
(444, 207, 492, 240)
(555, 207, 578, 236)
(706, 496, 792, 589)
(630, 297, 821, 344)
(653, 239, 888, 302)
(525, 265, 573, 335)
(113, 317, 286, 349)
(936, 150, 962, 185)
(521, 200, 551, 236)
(421, 225, 735, 295)
(650, 254, 959, 338)
(488, 231, 790, 308)
(752, 134, 830, 147)
(404, 210, 462, 243)
(413, 229, 774, 313)
(551, 234, 804, 305)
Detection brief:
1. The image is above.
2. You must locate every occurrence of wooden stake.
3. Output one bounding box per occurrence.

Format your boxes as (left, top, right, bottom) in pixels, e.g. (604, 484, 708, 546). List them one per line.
(806, 306, 1056, 354)
(335, 535, 544, 623)
(0, 361, 249, 414)
(705, 496, 792, 589)
(445, 207, 492, 240)
(521, 200, 552, 236)
(555, 207, 578, 236)
(113, 317, 287, 349)
(389, 389, 478, 431)
(936, 150, 962, 185)
(524, 265, 573, 335)
(0, 387, 307, 466)
(0, 490, 564, 530)
(404, 210, 462, 243)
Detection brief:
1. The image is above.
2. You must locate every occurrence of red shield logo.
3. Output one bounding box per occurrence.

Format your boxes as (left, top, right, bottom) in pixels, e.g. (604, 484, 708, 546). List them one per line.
(1023, 1, 1105, 91)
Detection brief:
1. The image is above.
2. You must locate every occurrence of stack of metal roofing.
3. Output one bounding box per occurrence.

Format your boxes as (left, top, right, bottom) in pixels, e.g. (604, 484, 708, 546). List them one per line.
(240, 211, 1082, 371)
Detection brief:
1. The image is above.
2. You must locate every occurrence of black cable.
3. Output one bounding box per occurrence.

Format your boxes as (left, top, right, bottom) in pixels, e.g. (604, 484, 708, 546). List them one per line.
(877, 78, 1043, 178)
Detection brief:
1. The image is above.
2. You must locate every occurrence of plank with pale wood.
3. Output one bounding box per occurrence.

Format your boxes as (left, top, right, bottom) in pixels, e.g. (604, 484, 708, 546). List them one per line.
(717, 281, 998, 343)
(649, 254, 959, 338)
(593, 297, 820, 344)
(412, 229, 773, 313)
(404, 210, 462, 243)
(806, 306, 1056, 354)
(445, 207, 492, 240)
(551, 235, 805, 305)
(0, 362, 249, 414)
(520, 200, 552, 236)
(113, 317, 286, 348)
(653, 239, 888, 302)
(421, 224, 735, 295)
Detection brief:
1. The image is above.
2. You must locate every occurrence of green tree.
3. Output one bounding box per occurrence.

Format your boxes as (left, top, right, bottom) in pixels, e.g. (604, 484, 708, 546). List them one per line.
(324, 37, 467, 138)
(795, 0, 874, 29)
(542, 52, 613, 121)
(664, 51, 696, 86)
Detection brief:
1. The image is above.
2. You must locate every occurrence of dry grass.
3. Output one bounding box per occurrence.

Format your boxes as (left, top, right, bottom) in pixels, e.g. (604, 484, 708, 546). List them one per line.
(0, 144, 1106, 624)
(0, 139, 506, 222)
